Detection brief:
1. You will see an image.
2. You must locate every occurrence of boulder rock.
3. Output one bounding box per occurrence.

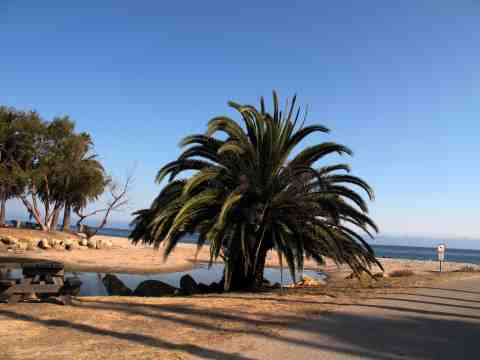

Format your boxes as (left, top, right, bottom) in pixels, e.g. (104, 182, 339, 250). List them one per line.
(1, 236, 18, 246)
(198, 282, 210, 294)
(102, 274, 132, 296)
(22, 238, 39, 248)
(207, 281, 223, 293)
(79, 239, 88, 247)
(38, 238, 51, 249)
(133, 280, 177, 297)
(179, 274, 200, 295)
(16, 241, 28, 251)
(63, 238, 75, 247)
(295, 275, 326, 287)
(48, 238, 59, 248)
(87, 239, 97, 249)
(65, 243, 75, 251)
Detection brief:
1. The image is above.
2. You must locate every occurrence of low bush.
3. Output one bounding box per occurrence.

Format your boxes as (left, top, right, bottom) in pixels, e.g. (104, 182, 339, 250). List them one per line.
(388, 269, 414, 278)
(455, 265, 479, 273)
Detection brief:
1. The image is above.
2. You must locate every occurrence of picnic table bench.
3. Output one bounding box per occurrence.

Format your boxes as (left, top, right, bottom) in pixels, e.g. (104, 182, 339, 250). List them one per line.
(0, 262, 81, 304)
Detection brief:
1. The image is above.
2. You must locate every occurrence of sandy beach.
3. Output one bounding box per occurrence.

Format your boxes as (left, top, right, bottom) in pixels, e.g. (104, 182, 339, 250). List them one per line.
(1, 233, 478, 277)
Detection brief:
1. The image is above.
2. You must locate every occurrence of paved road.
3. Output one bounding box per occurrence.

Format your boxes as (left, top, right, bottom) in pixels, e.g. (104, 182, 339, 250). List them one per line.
(191, 275, 480, 360)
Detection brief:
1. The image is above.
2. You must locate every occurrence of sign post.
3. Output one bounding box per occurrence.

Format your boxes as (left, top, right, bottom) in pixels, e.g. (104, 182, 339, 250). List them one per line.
(437, 244, 445, 272)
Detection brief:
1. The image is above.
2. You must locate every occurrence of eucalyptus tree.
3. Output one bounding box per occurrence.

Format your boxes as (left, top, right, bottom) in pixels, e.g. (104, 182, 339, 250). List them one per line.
(0, 108, 44, 227)
(131, 92, 381, 291)
(50, 132, 107, 231)
(0, 106, 20, 225)
(17, 116, 105, 231)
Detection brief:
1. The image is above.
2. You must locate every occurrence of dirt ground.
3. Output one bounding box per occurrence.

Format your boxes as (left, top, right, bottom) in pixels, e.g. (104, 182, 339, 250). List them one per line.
(1, 229, 480, 359)
(0, 271, 478, 360)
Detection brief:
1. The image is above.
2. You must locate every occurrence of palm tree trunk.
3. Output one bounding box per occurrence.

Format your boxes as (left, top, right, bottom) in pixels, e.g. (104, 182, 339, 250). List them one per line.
(254, 245, 269, 288)
(225, 244, 269, 291)
(0, 192, 6, 227)
(62, 202, 71, 231)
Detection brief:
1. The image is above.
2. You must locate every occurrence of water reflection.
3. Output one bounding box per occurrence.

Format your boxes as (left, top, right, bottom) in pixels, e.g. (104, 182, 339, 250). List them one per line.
(2, 263, 326, 297)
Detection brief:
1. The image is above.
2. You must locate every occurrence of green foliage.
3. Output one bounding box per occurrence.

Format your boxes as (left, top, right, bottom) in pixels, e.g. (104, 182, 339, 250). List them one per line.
(0, 105, 107, 230)
(131, 91, 382, 290)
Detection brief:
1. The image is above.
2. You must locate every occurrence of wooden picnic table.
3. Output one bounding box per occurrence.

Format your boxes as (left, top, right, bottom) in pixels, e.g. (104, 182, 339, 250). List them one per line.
(0, 262, 81, 304)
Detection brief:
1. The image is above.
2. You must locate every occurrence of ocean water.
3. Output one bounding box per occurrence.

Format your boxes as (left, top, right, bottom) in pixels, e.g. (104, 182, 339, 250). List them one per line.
(96, 228, 480, 265)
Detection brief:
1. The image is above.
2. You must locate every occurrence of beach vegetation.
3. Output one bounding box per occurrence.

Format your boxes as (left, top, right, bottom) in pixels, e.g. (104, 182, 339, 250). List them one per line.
(0, 105, 120, 234)
(388, 269, 414, 277)
(131, 92, 381, 291)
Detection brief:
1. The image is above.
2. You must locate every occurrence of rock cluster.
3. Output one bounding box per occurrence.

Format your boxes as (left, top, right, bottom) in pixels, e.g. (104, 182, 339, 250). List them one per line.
(101, 274, 224, 297)
(0, 235, 113, 252)
(286, 275, 326, 288)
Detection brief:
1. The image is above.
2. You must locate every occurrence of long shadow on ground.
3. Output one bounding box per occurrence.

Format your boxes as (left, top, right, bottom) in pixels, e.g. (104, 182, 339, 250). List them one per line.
(1, 284, 480, 359)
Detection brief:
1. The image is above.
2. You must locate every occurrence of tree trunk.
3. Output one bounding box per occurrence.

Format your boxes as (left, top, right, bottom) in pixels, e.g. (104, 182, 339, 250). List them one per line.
(62, 202, 71, 231)
(19, 196, 48, 232)
(0, 193, 6, 227)
(224, 244, 269, 291)
(51, 208, 60, 231)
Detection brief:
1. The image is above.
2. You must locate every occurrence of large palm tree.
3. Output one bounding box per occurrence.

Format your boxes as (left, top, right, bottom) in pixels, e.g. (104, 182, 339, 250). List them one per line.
(131, 92, 381, 291)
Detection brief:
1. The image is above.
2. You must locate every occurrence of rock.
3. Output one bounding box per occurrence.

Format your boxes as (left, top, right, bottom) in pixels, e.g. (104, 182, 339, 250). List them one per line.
(22, 238, 39, 248)
(47, 238, 64, 249)
(133, 280, 177, 297)
(87, 239, 96, 249)
(79, 239, 88, 247)
(198, 282, 210, 294)
(102, 274, 132, 296)
(26, 242, 36, 251)
(1, 236, 18, 246)
(65, 243, 75, 251)
(63, 238, 75, 247)
(207, 281, 223, 293)
(345, 272, 356, 280)
(179, 274, 200, 295)
(16, 242, 28, 251)
(38, 238, 51, 249)
(295, 275, 326, 287)
(96, 239, 113, 249)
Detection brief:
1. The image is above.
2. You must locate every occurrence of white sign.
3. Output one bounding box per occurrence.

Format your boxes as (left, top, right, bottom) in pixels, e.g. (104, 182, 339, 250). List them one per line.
(437, 245, 445, 261)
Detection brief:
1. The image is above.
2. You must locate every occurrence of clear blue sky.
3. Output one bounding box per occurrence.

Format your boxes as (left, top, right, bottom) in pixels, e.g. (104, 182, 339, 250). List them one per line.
(1, 1, 479, 243)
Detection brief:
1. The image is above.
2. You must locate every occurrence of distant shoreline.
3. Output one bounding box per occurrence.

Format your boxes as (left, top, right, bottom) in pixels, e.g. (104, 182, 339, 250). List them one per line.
(1, 232, 479, 276)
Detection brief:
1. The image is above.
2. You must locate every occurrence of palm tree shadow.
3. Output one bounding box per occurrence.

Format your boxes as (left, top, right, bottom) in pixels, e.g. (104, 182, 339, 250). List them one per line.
(0, 308, 253, 360)
(2, 286, 480, 360)
(73, 296, 480, 359)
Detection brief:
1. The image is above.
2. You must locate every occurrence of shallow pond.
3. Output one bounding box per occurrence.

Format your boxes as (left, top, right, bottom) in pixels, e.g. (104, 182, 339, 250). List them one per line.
(1, 263, 326, 296)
